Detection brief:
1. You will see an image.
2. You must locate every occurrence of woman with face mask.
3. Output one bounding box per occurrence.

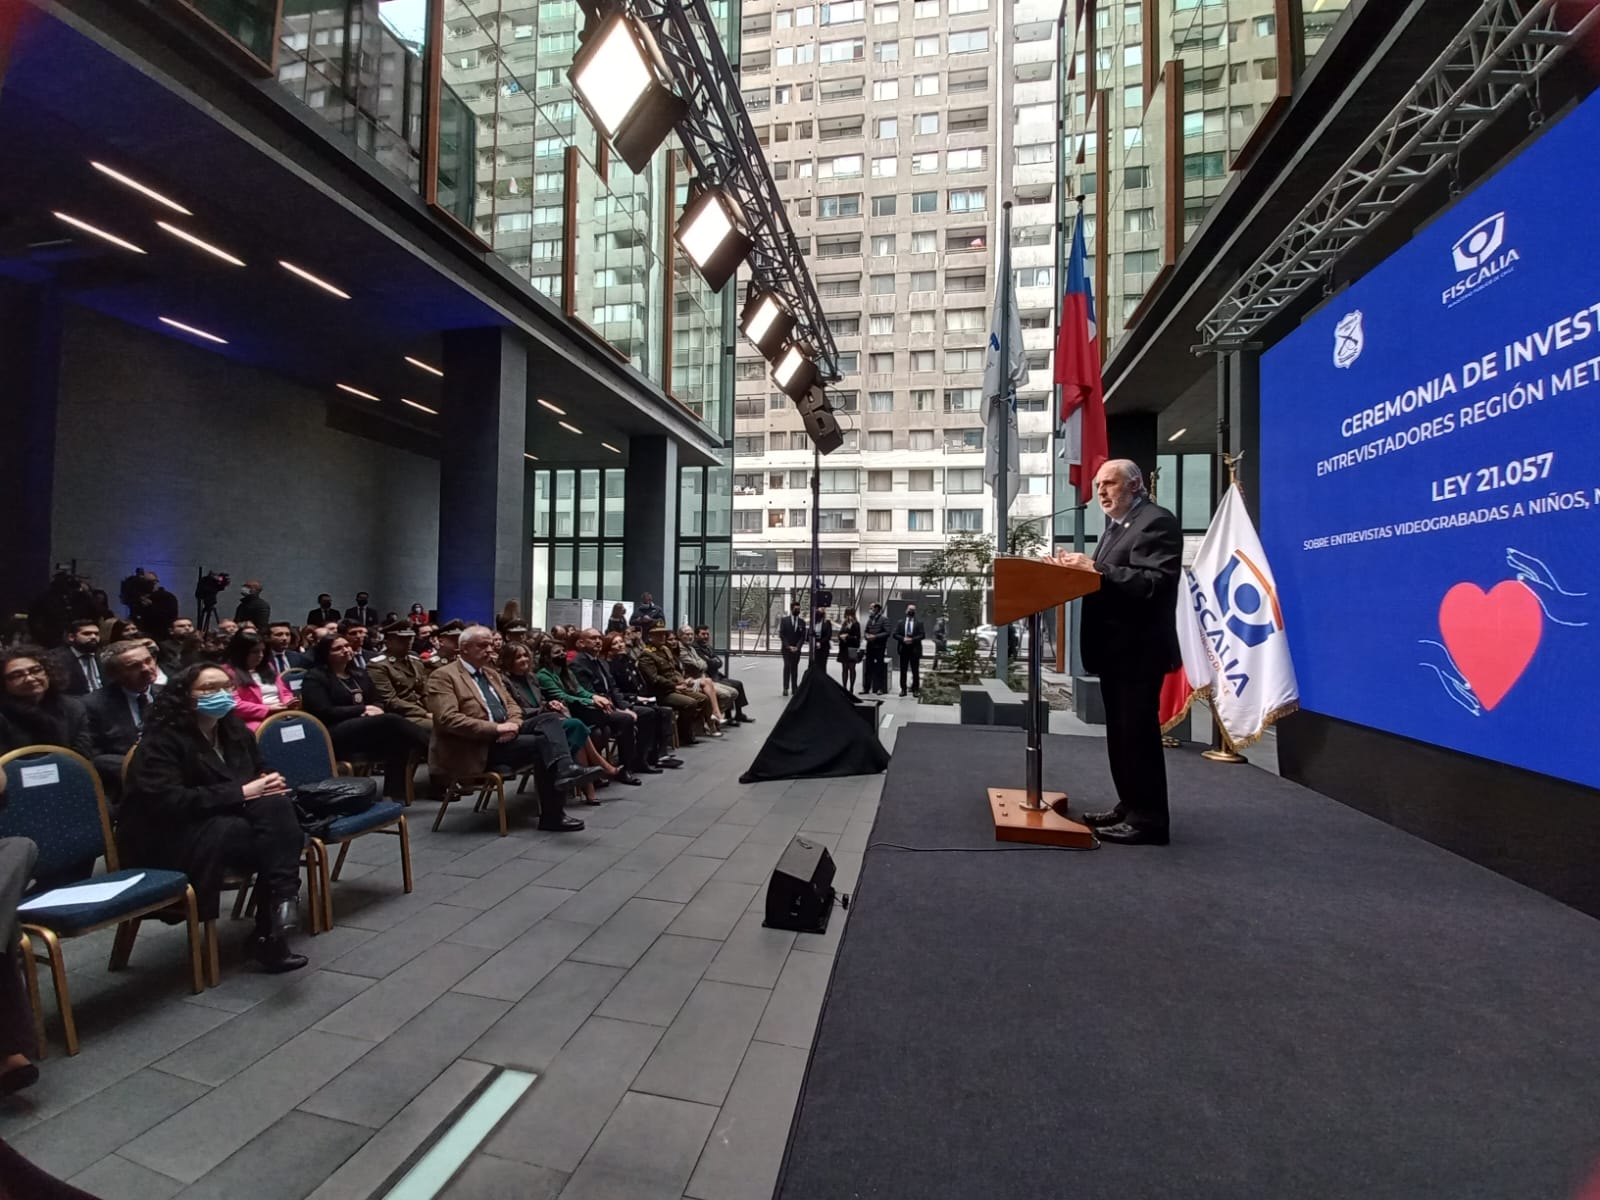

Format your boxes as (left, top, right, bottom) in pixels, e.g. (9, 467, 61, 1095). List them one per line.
(122, 663, 310, 973)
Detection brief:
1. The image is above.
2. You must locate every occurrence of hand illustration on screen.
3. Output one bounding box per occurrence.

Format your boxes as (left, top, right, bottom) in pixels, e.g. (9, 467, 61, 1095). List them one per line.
(1417, 641, 1483, 716)
(1505, 547, 1588, 628)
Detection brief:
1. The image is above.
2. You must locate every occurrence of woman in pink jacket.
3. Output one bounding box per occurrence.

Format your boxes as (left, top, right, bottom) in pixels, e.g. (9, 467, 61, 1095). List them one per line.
(224, 630, 298, 730)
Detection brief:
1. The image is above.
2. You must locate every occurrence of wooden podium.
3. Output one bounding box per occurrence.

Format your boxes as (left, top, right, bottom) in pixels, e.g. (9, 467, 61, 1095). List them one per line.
(987, 557, 1101, 848)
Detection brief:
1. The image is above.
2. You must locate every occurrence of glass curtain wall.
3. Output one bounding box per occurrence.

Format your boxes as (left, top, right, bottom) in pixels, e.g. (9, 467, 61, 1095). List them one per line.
(528, 467, 628, 630)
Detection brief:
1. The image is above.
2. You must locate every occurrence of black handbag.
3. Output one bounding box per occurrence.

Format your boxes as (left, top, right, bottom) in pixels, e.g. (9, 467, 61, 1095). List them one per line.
(291, 776, 380, 839)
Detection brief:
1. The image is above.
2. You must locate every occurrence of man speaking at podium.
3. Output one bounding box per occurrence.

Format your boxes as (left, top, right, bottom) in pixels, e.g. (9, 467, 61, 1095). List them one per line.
(1054, 460, 1182, 845)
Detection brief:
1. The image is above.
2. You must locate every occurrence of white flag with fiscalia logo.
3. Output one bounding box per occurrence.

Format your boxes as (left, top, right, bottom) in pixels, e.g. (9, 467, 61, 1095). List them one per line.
(1175, 484, 1299, 747)
(982, 264, 1026, 510)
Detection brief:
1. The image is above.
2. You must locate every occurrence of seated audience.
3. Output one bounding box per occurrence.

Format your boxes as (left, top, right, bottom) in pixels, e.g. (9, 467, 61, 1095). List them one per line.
(0, 771, 39, 1094)
(574, 630, 674, 774)
(430, 623, 464, 668)
(414, 624, 438, 661)
(265, 623, 309, 674)
(224, 630, 297, 731)
(500, 642, 611, 803)
(695, 625, 752, 719)
(214, 618, 239, 640)
(637, 627, 712, 744)
(408, 603, 429, 629)
(678, 624, 746, 723)
(534, 642, 642, 785)
(82, 639, 163, 792)
(297, 624, 322, 656)
(300, 635, 430, 799)
(424, 626, 597, 831)
(0, 645, 92, 759)
(339, 621, 373, 674)
(367, 622, 432, 732)
(49, 619, 103, 696)
(136, 638, 172, 686)
(157, 617, 195, 674)
(122, 663, 308, 973)
(668, 630, 728, 730)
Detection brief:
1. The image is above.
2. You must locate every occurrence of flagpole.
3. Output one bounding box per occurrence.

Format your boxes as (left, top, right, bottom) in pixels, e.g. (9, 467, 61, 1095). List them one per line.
(993, 201, 1015, 682)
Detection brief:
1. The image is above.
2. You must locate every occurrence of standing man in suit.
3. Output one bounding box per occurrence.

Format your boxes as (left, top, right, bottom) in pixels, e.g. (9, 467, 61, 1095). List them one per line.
(83, 639, 162, 794)
(1054, 459, 1182, 845)
(778, 601, 806, 695)
(893, 605, 925, 697)
(345, 592, 380, 628)
(307, 594, 339, 626)
(863, 602, 890, 695)
(49, 620, 103, 696)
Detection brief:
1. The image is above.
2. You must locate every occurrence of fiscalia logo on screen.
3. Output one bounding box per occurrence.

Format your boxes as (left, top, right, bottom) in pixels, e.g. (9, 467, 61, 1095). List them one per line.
(1443, 211, 1520, 307)
(1418, 548, 1587, 714)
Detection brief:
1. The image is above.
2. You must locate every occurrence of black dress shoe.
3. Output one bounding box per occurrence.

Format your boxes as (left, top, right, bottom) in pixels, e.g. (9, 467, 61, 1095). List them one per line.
(537, 815, 586, 832)
(637, 764, 664, 774)
(655, 757, 683, 769)
(552, 764, 604, 790)
(1095, 822, 1169, 845)
(252, 935, 309, 974)
(613, 771, 644, 786)
(1080, 808, 1124, 827)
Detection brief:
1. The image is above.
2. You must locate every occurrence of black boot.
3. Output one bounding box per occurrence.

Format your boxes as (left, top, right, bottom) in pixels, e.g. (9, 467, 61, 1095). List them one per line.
(252, 897, 308, 974)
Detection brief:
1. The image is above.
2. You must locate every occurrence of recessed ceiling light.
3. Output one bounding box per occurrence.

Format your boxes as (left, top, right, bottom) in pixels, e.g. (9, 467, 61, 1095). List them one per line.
(537, 398, 566, 415)
(401, 398, 439, 415)
(156, 221, 244, 266)
(1167, 427, 1188, 442)
(559, 421, 583, 435)
(337, 383, 381, 402)
(405, 355, 444, 377)
(601, 442, 621, 454)
(279, 260, 350, 299)
(523, 452, 539, 461)
(53, 211, 145, 254)
(158, 316, 227, 344)
(88, 162, 191, 214)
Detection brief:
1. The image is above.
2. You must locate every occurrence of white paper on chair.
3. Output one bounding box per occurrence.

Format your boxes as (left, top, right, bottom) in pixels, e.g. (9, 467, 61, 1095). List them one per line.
(280, 725, 306, 743)
(20, 874, 145, 912)
(19, 764, 59, 788)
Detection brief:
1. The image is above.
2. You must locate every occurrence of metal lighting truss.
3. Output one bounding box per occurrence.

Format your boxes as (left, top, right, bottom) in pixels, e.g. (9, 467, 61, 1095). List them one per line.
(1197, 0, 1600, 352)
(619, 0, 841, 381)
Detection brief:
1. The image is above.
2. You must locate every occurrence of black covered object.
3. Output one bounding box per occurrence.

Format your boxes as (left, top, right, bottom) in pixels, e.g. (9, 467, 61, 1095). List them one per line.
(764, 835, 837, 933)
(739, 668, 889, 783)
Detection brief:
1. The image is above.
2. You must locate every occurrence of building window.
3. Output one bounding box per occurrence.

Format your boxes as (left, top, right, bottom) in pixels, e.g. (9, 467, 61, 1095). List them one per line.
(946, 308, 984, 333)
(818, 468, 859, 493)
(1015, 266, 1053, 288)
(911, 231, 936, 253)
(869, 352, 895, 373)
(867, 509, 893, 531)
(867, 469, 893, 491)
(1125, 165, 1151, 189)
(868, 430, 893, 451)
(875, 116, 898, 139)
(914, 113, 939, 135)
(819, 37, 865, 62)
(868, 390, 894, 411)
(870, 314, 895, 335)
(871, 234, 896, 256)
(789, 508, 809, 527)
(944, 428, 984, 453)
(947, 148, 985, 171)
(818, 509, 858, 531)
(821, 0, 865, 22)
(1124, 249, 1159, 276)
(909, 430, 935, 451)
(733, 472, 765, 495)
(943, 388, 982, 413)
(873, 79, 899, 101)
(875, 39, 899, 61)
(771, 432, 789, 450)
(734, 434, 765, 456)
(733, 510, 763, 533)
(904, 510, 932, 531)
(908, 468, 935, 490)
(818, 194, 863, 218)
(912, 191, 938, 214)
(872, 195, 898, 217)
(1019, 435, 1049, 453)
(829, 314, 862, 336)
(1124, 207, 1156, 232)
(836, 351, 860, 373)
(914, 35, 940, 56)
(945, 508, 983, 531)
(912, 152, 939, 174)
(819, 154, 864, 179)
(1124, 85, 1143, 109)
(949, 28, 988, 52)
(948, 188, 986, 213)
(911, 350, 935, 371)
(946, 466, 983, 492)
(874, 2, 899, 20)
(911, 386, 934, 409)
(914, 73, 941, 96)
(910, 270, 937, 291)
(871, 273, 896, 294)
(872, 155, 898, 177)
(945, 349, 985, 371)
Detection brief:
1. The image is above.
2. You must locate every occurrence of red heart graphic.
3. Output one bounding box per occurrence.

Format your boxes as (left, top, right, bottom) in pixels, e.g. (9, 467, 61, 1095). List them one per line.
(1437, 581, 1542, 711)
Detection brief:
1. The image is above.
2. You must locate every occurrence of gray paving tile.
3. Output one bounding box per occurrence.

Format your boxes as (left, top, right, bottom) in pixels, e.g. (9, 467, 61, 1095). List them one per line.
(683, 824, 751, 860)
(569, 898, 683, 968)
(636, 855, 721, 904)
(315, 941, 493, 1042)
(447, 883, 577, 950)
(559, 1091, 718, 1200)
(702, 910, 796, 989)
(328, 902, 480, 979)
(666, 881, 759, 941)
(613, 833, 697, 876)
(483, 1016, 662, 1172)
(533, 845, 628, 891)
(466, 961, 625, 1070)
(306, 1059, 493, 1200)
(517, 836, 586, 864)
(453, 918, 594, 1001)
(718, 799, 773, 827)
(121, 1029, 372, 1184)
(549, 869, 655, 927)
(753, 948, 834, 1049)
(435, 835, 534, 878)
(836, 817, 874, 854)
(632, 980, 770, 1107)
(155, 969, 373, 1086)
(796, 800, 855, 835)
(442, 857, 559, 910)
(174, 1109, 371, 1200)
(9, 1068, 208, 1180)
(741, 812, 807, 846)
(831, 848, 864, 891)
(184, 925, 377, 1014)
(685, 1040, 809, 1200)
(68, 1155, 183, 1200)
(594, 935, 720, 1029)
(300, 991, 509, 1128)
(443, 1154, 567, 1199)
(710, 840, 786, 886)
(653, 806, 722, 838)
(334, 867, 473, 932)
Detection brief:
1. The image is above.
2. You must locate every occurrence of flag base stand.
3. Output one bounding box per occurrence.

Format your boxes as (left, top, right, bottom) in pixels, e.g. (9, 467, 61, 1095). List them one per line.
(1161, 735, 1180, 749)
(988, 789, 1096, 848)
(1201, 748, 1249, 764)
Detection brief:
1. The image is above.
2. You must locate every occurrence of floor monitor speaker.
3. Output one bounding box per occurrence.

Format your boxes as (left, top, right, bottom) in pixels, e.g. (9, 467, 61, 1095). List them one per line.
(764, 835, 838, 934)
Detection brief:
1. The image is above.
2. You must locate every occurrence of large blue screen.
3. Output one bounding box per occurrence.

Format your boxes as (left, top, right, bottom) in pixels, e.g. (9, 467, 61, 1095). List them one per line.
(1261, 90, 1600, 790)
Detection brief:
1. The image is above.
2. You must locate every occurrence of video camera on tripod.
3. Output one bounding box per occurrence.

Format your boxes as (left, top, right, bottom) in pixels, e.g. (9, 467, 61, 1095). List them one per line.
(195, 567, 230, 631)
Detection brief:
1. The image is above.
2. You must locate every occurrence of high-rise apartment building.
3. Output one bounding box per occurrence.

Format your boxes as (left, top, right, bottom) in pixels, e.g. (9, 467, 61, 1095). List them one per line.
(733, 0, 1056, 578)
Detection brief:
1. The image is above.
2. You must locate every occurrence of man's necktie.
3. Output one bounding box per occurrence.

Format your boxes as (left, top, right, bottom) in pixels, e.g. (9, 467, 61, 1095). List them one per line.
(473, 671, 508, 722)
(136, 691, 150, 725)
(1095, 521, 1123, 563)
(83, 655, 100, 690)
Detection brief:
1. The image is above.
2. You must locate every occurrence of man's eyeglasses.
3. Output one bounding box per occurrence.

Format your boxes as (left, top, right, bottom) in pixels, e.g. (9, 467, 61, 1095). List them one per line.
(3, 666, 47, 683)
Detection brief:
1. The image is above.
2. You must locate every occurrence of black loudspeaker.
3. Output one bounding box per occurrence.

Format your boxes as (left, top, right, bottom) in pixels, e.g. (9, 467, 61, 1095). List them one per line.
(817, 589, 833, 608)
(764, 835, 838, 933)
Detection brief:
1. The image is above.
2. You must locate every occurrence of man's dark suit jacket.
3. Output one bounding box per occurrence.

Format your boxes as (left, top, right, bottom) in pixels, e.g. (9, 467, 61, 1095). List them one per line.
(571, 652, 625, 707)
(344, 605, 380, 626)
(892, 618, 926, 659)
(83, 684, 155, 758)
(1080, 497, 1183, 679)
(48, 647, 99, 696)
(307, 606, 339, 625)
(779, 614, 807, 651)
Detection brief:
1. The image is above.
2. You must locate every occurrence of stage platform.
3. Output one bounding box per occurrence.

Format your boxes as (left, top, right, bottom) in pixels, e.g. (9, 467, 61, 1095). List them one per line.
(775, 723, 1600, 1200)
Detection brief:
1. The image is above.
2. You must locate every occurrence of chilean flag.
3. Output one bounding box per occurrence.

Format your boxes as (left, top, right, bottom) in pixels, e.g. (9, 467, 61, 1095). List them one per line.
(1054, 210, 1107, 505)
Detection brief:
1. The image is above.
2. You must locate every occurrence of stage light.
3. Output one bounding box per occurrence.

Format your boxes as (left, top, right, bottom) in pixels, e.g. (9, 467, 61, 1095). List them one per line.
(337, 383, 381, 402)
(740, 291, 796, 358)
(157, 222, 245, 266)
(279, 260, 351, 299)
(401, 398, 439, 415)
(569, 11, 688, 173)
(537, 398, 566, 415)
(53, 212, 145, 255)
(772, 343, 819, 400)
(89, 162, 191, 215)
(676, 188, 752, 292)
(559, 420, 583, 435)
(405, 355, 443, 377)
(158, 316, 227, 344)
(1167, 427, 1188, 442)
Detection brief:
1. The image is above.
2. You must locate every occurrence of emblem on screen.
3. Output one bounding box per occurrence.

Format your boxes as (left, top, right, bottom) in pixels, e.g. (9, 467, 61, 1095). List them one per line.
(1214, 552, 1285, 648)
(1332, 310, 1363, 369)
(1451, 212, 1507, 271)
(1418, 548, 1587, 715)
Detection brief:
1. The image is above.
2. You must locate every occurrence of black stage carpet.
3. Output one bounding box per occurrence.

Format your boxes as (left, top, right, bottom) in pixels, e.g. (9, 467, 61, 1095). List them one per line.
(776, 723, 1600, 1200)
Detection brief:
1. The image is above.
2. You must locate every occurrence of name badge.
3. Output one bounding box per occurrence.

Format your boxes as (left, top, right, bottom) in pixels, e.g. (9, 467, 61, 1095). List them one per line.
(20, 764, 59, 788)
(280, 725, 306, 743)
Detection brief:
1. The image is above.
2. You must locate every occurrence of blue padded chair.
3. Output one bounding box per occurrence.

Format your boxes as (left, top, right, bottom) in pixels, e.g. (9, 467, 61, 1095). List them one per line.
(256, 712, 411, 932)
(0, 746, 204, 1057)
